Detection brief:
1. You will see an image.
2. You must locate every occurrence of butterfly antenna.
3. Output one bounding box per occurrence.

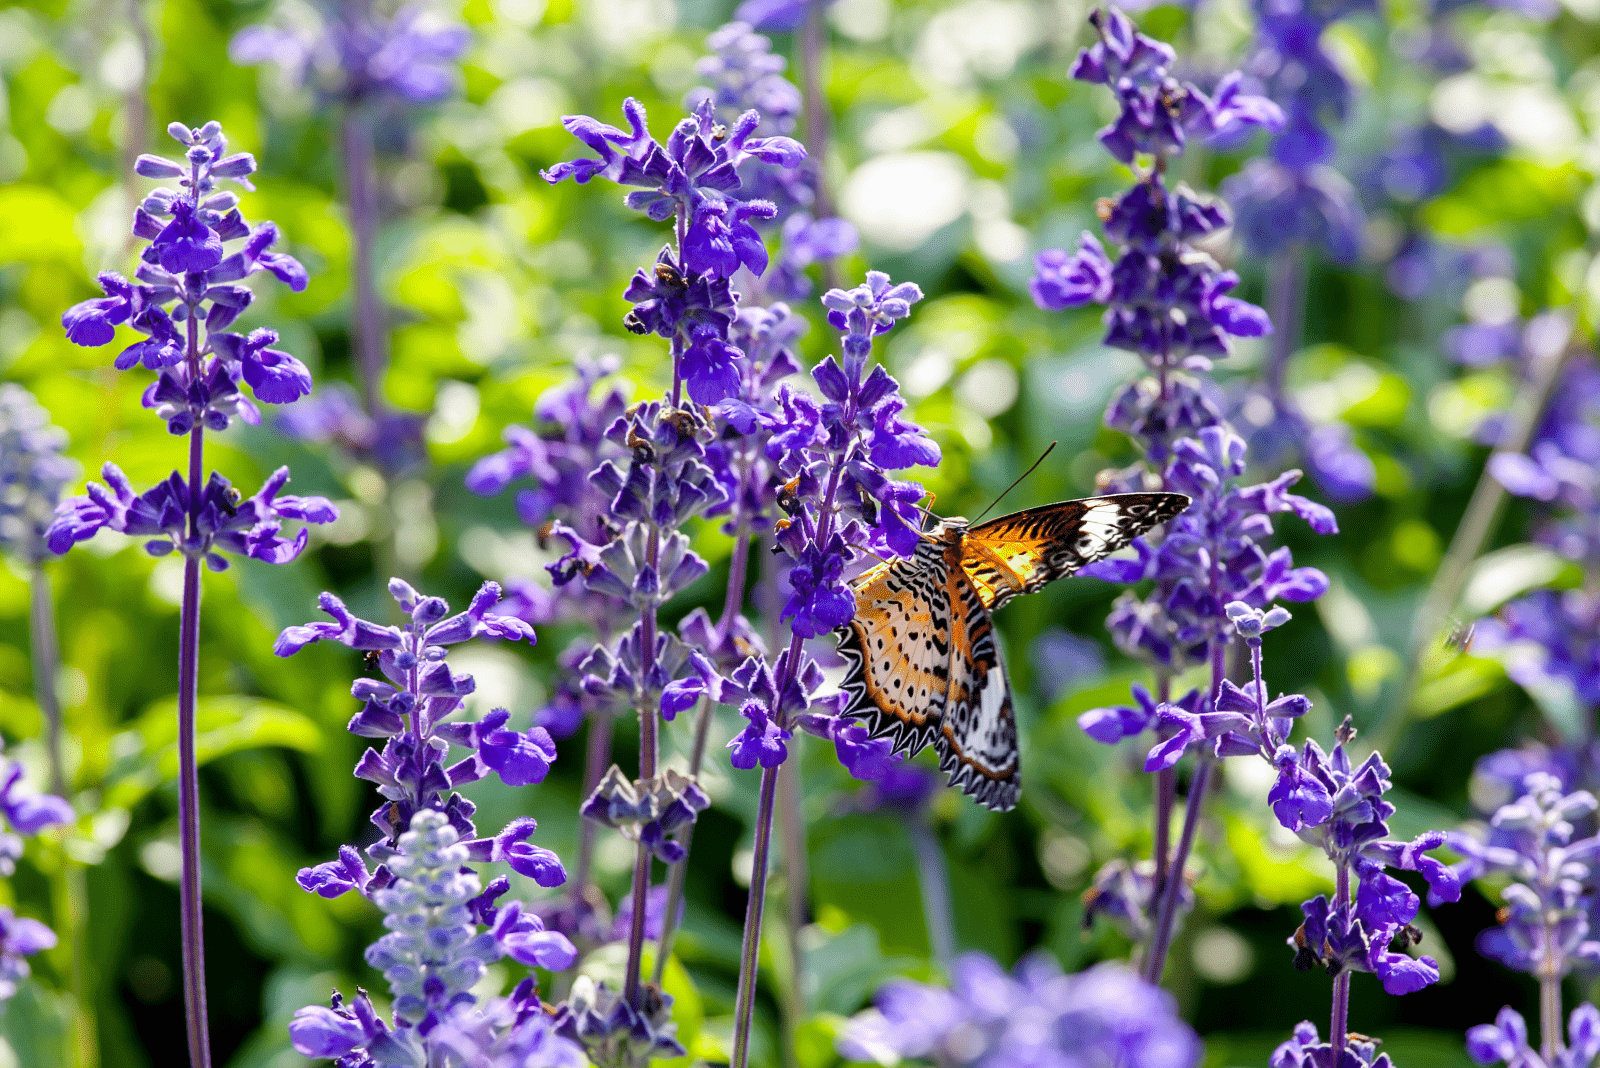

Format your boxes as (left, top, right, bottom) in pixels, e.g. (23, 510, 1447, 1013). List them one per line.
(972, 441, 1058, 523)
(917, 492, 938, 538)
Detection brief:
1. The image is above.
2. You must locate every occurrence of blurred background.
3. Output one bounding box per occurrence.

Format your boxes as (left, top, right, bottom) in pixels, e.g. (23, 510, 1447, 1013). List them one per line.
(1, 0, 1598, 1064)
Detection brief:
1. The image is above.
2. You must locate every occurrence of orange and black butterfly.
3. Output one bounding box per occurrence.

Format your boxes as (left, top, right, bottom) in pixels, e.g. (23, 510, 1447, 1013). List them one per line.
(835, 493, 1190, 812)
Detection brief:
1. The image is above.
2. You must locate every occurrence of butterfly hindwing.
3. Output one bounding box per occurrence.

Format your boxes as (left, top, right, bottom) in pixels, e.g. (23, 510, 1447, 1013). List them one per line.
(836, 538, 955, 759)
(935, 570, 1021, 811)
(962, 492, 1190, 610)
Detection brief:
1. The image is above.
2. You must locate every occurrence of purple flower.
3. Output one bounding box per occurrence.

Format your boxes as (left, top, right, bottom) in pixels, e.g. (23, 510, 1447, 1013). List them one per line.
(728, 700, 791, 769)
(212, 327, 313, 404)
(480, 726, 557, 787)
(0, 386, 78, 562)
(0, 907, 57, 1002)
(232, 4, 470, 107)
(840, 954, 1202, 1068)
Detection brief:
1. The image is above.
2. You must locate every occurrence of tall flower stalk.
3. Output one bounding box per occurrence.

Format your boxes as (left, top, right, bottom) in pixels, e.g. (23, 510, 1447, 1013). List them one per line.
(0, 386, 80, 1046)
(1458, 775, 1600, 1064)
(232, 1, 470, 421)
(53, 121, 333, 1068)
(1225, 0, 1376, 501)
(536, 94, 845, 1063)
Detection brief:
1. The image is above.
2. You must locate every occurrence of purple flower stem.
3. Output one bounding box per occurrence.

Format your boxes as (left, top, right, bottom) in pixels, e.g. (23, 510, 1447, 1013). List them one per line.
(798, 0, 839, 292)
(571, 708, 614, 898)
(653, 525, 755, 985)
(1263, 247, 1306, 403)
(1143, 642, 1226, 984)
(30, 565, 97, 1068)
(909, 816, 955, 970)
(1329, 861, 1351, 1058)
(1541, 959, 1561, 1062)
(622, 522, 664, 1009)
(339, 109, 388, 417)
(177, 305, 213, 1068)
(779, 753, 807, 1068)
(732, 465, 846, 1068)
(28, 565, 66, 801)
(1374, 335, 1575, 753)
(732, 756, 784, 1068)
(1150, 676, 1174, 911)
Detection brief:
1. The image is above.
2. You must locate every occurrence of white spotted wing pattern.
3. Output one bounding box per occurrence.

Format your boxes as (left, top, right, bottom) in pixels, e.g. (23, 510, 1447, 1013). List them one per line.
(835, 492, 1190, 811)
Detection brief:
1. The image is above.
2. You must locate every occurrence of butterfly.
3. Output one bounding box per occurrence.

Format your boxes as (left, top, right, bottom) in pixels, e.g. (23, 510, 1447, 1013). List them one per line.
(834, 492, 1190, 812)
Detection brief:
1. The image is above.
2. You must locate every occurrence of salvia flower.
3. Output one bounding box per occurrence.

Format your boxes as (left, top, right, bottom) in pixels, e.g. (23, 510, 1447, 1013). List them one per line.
(289, 809, 582, 1067)
(839, 953, 1202, 1068)
(277, 579, 569, 894)
(551, 974, 687, 1067)
(0, 907, 57, 1005)
(1448, 774, 1600, 980)
(60, 122, 314, 435)
(231, 3, 471, 107)
(1033, 11, 1281, 469)
(541, 97, 804, 286)
(0, 385, 77, 563)
(1273, 1021, 1394, 1068)
(1468, 1005, 1600, 1068)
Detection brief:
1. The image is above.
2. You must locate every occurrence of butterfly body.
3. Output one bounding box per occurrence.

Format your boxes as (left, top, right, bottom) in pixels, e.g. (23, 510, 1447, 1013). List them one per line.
(835, 492, 1190, 811)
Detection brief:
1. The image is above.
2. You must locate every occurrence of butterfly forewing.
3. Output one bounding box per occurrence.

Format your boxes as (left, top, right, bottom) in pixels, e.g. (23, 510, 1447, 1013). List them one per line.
(836, 490, 1190, 812)
(963, 492, 1191, 611)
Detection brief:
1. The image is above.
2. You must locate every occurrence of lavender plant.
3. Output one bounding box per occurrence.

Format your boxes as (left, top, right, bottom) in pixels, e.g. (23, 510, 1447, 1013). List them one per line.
(232, 0, 470, 432)
(288, 810, 584, 1067)
(50, 119, 334, 1068)
(1028, 15, 1472, 1063)
(1456, 775, 1600, 1065)
(278, 580, 580, 1064)
(0, 385, 86, 1041)
(1224, 0, 1377, 502)
(838, 953, 1202, 1068)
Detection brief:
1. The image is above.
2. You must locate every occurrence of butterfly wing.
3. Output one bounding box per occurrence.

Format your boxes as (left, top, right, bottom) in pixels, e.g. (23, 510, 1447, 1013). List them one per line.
(962, 492, 1189, 610)
(836, 539, 955, 760)
(934, 564, 1020, 811)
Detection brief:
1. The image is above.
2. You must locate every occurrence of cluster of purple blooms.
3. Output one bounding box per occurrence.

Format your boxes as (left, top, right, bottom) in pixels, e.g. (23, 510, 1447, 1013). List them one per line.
(1027, 10, 1461, 1063)
(289, 809, 583, 1068)
(1454, 774, 1600, 1068)
(1224, 0, 1369, 264)
(231, 2, 470, 108)
(685, 21, 858, 301)
(840, 954, 1202, 1068)
(0, 385, 77, 563)
(51, 120, 334, 566)
(279, 581, 582, 1064)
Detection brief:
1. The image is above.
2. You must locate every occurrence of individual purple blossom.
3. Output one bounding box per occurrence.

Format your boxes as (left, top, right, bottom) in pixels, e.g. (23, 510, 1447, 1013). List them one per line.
(0, 907, 57, 1004)
(839, 953, 1202, 1068)
(231, 4, 471, 108)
